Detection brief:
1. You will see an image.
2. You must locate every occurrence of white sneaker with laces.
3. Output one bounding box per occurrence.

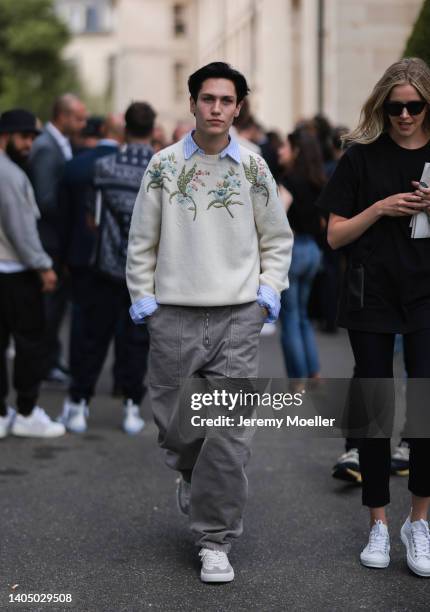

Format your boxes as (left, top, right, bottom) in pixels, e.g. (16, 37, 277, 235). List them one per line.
(58, 399, 88, 433)
(401, 517, 430, 577)
(199, 548, 234, 583)
(0, 406, 16, 438)
(11, 406, 66, 438)
(176, 476, 191, 515)
(123, 400, 145, 434)
(360, 520, 390, 568)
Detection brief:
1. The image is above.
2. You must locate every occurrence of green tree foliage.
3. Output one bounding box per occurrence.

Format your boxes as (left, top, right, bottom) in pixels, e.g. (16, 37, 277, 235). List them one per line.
(0, 0, 80, 119)
(404, 0, 430, 65)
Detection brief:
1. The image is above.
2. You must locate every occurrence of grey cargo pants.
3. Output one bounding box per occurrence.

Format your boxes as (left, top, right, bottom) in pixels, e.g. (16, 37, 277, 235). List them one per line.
(147, 301, 265, 552)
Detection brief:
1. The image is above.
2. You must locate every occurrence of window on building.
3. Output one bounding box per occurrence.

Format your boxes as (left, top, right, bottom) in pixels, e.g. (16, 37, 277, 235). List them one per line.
(85, 5, 99, 32)
(55, 0, 115, 34)
(173, 4, 186, 36)
(174, 62, 186, 100)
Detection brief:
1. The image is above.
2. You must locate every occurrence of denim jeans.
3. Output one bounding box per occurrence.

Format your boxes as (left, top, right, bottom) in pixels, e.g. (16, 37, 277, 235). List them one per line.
(280, 234, 321, 378)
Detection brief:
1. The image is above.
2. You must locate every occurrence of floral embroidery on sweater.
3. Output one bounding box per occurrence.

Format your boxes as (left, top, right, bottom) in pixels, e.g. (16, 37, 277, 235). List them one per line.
(146, 153, 177, 193)
(243, 155, 270, 206)
(169, 164, 210, 221)
(207, 167, 243, 219)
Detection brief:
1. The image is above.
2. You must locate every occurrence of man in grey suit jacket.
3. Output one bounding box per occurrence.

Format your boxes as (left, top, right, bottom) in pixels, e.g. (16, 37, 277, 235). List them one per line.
(28, 94, 87, 382)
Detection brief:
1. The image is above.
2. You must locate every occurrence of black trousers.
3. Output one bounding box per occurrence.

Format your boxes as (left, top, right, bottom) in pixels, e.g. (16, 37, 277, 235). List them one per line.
(0, 271, 48, 416)
(69, 267, 127, 391)
(68, 272, 149, 405)
(348, 329, 430, 507)
(44, 257, 69, 371)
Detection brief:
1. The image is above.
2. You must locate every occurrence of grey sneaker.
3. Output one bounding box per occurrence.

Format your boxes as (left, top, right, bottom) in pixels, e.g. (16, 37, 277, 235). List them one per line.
(360, 520, 390, 569)
(401, 517, 430, 577)
(199, 548, 234, 583)
(176, 476, 191, 515)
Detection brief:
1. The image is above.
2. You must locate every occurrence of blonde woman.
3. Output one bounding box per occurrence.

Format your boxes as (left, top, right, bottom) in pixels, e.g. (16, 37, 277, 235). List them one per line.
(318, 57, 430, 576)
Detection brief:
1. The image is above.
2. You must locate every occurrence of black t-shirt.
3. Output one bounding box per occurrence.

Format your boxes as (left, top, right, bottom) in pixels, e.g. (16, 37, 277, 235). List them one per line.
(282, 174, 323, 240)
(317, 132, 430, 333)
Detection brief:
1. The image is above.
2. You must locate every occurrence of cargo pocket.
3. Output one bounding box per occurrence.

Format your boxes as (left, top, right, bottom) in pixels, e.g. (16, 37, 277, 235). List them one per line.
(148, 306, 181, 387)
(227, 302, 262, 378)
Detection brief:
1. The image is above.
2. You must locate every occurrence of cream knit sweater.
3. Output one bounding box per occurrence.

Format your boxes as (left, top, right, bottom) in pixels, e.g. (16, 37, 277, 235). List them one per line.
(126, 140, 293, 306)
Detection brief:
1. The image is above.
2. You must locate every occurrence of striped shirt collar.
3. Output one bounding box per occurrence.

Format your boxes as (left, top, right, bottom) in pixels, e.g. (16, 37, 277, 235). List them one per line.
(183, 130, 241, 164)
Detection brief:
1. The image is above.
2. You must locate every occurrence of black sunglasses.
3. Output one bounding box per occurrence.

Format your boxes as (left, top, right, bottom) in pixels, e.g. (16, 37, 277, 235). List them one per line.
(384, 100, 427, 116)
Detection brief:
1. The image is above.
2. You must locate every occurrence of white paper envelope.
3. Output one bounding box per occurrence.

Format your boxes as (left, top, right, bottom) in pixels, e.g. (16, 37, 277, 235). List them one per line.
(410, 162, 430, 239)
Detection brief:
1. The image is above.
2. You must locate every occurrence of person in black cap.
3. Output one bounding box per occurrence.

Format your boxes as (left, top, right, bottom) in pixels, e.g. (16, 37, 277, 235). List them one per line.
(0, 109, 65, 438)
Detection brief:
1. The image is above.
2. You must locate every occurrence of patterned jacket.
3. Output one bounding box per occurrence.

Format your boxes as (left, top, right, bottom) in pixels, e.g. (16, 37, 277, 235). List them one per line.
(92, 143, 153, 282)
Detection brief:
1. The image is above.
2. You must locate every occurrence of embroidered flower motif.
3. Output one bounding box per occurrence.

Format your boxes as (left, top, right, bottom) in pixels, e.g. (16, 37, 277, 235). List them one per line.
(243, 155, 270, 206)
(146, 153, 177, 193)
(207, 167, 243, 219)
(169, 164, 209, 221)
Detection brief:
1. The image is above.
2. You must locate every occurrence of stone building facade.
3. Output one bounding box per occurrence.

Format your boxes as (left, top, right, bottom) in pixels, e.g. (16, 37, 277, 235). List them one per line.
(56, 0, 423, 134)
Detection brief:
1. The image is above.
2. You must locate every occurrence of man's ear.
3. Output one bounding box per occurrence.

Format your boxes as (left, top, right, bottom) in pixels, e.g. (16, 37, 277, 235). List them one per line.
(234, 100, 244, 118)
(189, 96, 196, 116)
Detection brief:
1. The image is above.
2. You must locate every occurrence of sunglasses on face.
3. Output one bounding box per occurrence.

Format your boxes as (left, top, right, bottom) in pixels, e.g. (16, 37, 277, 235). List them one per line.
(384, 100, 427, 116)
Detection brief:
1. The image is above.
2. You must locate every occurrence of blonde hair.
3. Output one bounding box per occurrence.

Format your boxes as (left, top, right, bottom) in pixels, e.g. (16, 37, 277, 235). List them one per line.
(344, 57, 430, 146)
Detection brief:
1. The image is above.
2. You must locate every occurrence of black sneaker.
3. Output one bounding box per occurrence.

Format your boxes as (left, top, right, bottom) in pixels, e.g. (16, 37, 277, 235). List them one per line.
(332, 448, 362, 484)
(391, 440, 410, 476)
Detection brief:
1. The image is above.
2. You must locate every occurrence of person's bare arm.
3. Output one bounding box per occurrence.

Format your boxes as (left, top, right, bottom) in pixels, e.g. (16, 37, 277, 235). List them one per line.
(327, 192, 427, 249)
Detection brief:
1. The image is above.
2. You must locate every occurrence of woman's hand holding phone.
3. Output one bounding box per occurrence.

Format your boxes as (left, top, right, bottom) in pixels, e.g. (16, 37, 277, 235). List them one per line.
(376, 192, 428, 217)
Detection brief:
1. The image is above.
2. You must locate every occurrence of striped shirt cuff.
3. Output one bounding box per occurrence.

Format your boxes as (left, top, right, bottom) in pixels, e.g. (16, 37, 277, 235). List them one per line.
(129, 296, 158, 324)
(257, 285, 280, 323)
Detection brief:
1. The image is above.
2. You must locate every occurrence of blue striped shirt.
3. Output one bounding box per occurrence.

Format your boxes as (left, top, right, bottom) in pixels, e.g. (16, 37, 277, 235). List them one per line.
(183, 130, 241, 164)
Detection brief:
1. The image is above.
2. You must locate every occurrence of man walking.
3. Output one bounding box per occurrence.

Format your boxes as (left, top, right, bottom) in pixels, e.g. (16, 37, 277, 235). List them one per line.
(0, 109, 65, 438)
(28, 94, 87, 383)
(58, 103, 154, 434)
(126, 63, 293, 582)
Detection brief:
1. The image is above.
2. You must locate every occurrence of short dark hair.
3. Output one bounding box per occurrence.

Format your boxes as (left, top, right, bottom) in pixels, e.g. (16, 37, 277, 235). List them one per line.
(125, 102, 156, 138)
(188, 62, 250, 104)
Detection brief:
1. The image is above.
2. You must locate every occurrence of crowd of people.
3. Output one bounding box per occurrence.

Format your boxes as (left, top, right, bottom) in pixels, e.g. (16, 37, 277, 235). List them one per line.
(0, 86, 347, 439)
(1, 58, 429, 582)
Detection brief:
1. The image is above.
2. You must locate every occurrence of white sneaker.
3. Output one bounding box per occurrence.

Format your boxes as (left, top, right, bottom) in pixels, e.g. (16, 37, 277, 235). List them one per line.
(0, 407, 16, 438)
(401, 517, 430, 577)
(176, 476, 191, 515)
(199, 548, 234, 583)
(123, 400, 144, 434)
(58, 399, 88, 433)
(11, 406, 66, 438)
(360, 520, 390, 568)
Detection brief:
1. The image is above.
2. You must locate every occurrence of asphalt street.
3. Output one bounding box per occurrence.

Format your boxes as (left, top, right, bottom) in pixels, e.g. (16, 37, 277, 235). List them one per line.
(1, 323, 429, 612)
